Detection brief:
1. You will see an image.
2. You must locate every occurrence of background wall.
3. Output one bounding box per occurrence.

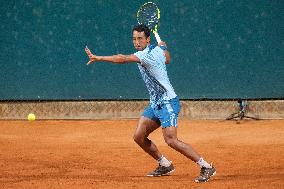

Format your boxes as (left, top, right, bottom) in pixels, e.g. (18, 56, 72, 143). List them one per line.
(1, 0, 283, 100)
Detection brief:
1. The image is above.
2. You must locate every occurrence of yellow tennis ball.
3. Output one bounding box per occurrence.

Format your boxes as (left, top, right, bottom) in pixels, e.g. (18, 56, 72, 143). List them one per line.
(28, 113, 36, 121)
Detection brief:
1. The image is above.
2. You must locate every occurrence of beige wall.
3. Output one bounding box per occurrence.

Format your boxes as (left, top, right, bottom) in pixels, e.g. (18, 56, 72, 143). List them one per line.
(0, 100, 283, 120)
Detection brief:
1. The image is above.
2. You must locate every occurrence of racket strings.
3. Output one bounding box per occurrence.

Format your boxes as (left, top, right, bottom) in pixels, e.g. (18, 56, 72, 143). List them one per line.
(137, 3, 159, 30)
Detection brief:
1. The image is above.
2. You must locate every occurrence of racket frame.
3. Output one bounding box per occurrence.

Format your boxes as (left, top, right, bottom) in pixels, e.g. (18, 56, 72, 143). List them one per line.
(137, 2, 162, 43)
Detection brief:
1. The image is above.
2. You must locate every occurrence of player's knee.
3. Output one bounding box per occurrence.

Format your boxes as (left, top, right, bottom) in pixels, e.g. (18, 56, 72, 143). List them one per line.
(164, 137, 177, 148)
(133, 133, 143, 145)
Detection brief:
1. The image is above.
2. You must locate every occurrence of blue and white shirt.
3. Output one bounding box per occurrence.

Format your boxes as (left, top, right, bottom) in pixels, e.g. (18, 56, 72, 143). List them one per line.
(134, 44, 177, 107)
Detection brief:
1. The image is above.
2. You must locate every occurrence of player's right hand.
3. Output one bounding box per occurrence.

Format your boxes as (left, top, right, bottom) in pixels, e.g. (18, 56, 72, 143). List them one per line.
(85, 46, 97, 65)
(158, 41, 167, 48)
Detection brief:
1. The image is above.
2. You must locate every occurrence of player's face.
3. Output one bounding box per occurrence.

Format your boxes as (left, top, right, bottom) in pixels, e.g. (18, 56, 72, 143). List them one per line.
(133, 31, 150, 51)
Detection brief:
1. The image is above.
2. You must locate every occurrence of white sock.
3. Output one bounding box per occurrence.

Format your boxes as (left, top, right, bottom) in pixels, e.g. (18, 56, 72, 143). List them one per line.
(158, 155, 172, 167)
(197, 158, 212, 168)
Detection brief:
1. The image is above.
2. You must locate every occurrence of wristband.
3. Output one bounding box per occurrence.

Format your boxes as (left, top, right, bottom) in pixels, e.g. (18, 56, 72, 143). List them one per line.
(159, 45, 167, 51)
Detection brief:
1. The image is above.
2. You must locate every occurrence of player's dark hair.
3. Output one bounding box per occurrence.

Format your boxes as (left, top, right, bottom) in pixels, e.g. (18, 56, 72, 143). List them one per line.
(132, 24, 150, 38)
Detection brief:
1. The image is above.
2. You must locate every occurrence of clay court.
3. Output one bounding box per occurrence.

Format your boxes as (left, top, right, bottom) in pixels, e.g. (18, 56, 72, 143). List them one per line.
(0, 119, 283, 189)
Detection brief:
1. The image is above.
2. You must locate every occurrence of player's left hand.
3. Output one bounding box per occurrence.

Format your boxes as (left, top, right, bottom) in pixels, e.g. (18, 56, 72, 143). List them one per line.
(85, 46, 97, 65)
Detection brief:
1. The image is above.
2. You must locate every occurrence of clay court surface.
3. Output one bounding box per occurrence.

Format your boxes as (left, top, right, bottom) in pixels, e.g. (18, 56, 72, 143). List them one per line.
(0, 120, 283, 189)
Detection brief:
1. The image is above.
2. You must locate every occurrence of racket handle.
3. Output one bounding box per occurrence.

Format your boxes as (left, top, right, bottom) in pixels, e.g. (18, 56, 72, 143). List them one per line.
(154, 32, 162, 44)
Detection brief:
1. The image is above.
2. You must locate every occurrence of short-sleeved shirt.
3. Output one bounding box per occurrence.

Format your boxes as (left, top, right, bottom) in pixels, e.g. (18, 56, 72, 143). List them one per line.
(134, 44, 177, 108)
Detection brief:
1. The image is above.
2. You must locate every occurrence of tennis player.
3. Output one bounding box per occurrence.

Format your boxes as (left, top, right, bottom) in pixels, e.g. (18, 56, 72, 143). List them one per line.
(85, 24, 216, 183)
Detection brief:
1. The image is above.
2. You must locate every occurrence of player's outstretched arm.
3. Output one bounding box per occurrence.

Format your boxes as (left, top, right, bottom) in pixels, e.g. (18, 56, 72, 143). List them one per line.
(85, 46, 140, 65)
(158, 41, 171, 64)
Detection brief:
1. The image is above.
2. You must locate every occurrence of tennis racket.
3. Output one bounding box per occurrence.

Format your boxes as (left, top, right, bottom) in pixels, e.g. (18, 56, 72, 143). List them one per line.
(137, 2, 161, 43)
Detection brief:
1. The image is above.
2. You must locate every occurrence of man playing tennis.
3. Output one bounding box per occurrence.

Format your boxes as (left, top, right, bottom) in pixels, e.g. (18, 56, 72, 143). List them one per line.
(85, 24, 216, 183)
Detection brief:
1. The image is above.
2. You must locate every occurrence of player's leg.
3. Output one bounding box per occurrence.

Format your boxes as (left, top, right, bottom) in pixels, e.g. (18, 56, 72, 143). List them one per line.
(134, 116, 174, 177)
(162, 126, 216, 182)
(158, 97, 216, 182)
(162, 126, 201, 161)
(133, 116, 161, 160)
(133, 105, 174, 177)
(158, 97, 209, 162)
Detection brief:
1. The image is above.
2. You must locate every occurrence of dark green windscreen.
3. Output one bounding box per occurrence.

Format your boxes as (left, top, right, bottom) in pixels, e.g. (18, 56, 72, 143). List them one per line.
(1, 0, 283, 100)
